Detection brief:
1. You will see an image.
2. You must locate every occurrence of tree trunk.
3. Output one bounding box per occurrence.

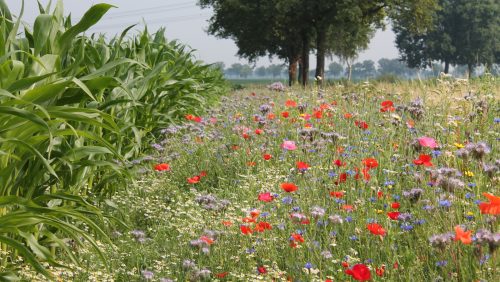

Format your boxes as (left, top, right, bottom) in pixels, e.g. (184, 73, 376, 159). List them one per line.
(467, 63, 473, 79)
(288, 57, 298, 86)
(315, 28, 326, 86)
(298, 58, 303, 84)
(347, 61, 352, 81)
(301, 37, 309, 86)
(444, 60, 449, 74)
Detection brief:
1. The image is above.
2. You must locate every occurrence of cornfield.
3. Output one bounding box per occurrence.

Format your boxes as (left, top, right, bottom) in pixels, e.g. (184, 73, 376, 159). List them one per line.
(0, 1, 226, 279)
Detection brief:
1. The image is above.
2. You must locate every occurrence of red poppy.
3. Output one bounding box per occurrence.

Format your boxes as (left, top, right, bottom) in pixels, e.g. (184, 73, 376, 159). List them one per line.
(344, 113, 353, 119)
(377, 191, 384, 199)
(199, 171, 207, 177)
(313, 110, 323, 119)
(345, 264, 371, 281)
(335, 173, 348, 185)
(478, 193, 500, 215)
(187, 175, 201, 184)
(215, 272, 229, 278)
(362, 158, 378, 169)
(367, 223, 386, 236)
(454, 225, 472, 244)
(376, 265, 385, 277)
(255, 128, 263, 135)
(296, 161, 310, 171)
(254, 221, 272, 232)
(391, 202, 400, 209)
(330, 191, 344, 198)
(221, 220, 232, 227)
(242, 133, 250, 139)
(281, 182, 298, 193)
(413, 154, 433, 166)
(291, 233, 305, 243)
(242, 217, 256, 223)
(355, 120, 369, 130)
(281, 111, 290, 118)
(247, 161, 256, 166)
(267, 113, 275, 120)
(257, 266, 267, 274)
(258, 192, 274, 202)
(200, 236, 214, 245)
(380, 100, 395, 112)
(342, 205, 355, 212)
(341, 261, 350, 268)
(285, 100, 297, 107)
(240, 225, 253, 235)
(387, 211, 400, 220)
(250, 209, 260, 218)
(263, 154, 272, 160)
(333, 159, 346, 167)
(154, 163, 170, 171)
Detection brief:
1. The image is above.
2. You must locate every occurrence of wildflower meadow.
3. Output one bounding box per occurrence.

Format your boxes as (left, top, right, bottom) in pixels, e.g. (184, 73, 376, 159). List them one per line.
(14, 75, 498, 281)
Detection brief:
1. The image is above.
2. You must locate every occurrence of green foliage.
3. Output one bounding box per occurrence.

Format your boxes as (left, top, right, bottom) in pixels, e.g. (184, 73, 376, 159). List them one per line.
(0, 0, 226, 278)
(394, 0, 499, 74)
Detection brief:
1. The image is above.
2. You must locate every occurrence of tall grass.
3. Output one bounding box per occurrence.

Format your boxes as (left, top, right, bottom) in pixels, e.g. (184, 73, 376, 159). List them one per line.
(0, 0, 225, 278)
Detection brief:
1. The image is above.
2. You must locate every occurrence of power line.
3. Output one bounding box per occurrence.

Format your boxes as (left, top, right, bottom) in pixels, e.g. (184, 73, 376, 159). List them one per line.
(99, 4, 198, 21)
(89, 13, 211, 31)
(103, 1, 197, 17)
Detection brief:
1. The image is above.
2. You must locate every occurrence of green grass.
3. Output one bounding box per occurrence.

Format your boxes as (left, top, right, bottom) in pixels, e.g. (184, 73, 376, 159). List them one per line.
(15, 78, 499, 281)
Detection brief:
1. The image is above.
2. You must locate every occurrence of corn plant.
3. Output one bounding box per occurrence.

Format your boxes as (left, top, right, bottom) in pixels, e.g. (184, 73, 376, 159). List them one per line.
(0, 0, 225, 279)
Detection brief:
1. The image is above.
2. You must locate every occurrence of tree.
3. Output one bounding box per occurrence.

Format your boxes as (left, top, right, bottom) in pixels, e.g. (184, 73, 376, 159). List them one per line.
(328, 62, 344, 77)
(378, 58, 412, 77)
(352, 60, 377, 80)
(225, 63, 243, 77)
(255, 66, 267, 77)
(394, 0, 499, 77)
(240, 64, 254, 78)
(211, 61, 225, 73)
(199, 0, 439, 85)
(267, 64, 284, 78)
(199, 0, 310, 86)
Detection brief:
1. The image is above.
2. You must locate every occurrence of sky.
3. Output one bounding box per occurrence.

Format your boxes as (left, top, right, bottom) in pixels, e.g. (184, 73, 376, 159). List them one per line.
(4, 0, 400, 68)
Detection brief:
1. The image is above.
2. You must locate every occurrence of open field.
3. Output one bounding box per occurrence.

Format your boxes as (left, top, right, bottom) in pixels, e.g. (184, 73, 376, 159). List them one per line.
(13, 78, 499, 281)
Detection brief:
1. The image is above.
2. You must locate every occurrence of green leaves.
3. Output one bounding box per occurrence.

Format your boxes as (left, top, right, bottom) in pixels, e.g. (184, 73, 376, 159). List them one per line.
(0, 1, 226, 279)
(58, 4, 115, 53)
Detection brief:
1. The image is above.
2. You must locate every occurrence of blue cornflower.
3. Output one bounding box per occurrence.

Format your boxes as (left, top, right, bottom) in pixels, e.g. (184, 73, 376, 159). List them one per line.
(432, 150, 442, 157)
(345, 216, 353, 223)
(304, 262, 313, 269)
(349, 235, 358, 241)
(400, 224, 414, 231)
(436, 260, 448, 267)
(282, 196, 293, 204)
(328, 171, 338, 178)
(439, 200, 452, 208)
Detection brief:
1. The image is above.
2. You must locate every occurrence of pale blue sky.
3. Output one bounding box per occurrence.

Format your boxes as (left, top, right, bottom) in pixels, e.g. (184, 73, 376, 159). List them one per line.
(4, 0, 400, 67)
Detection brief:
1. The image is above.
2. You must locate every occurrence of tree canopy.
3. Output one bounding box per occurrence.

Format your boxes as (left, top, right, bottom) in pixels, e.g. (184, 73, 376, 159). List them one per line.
(199, 0, 439, 85)
(394, 0, 499, 76)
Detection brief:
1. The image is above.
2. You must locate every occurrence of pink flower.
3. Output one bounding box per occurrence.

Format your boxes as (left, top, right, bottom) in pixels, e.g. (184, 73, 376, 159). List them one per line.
(258, 192, 274, 202)
(281, 140, 297, 150)
(418, 137, 438, 149)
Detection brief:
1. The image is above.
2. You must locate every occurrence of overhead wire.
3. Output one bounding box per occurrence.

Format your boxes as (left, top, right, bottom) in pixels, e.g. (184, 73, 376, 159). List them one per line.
(89, 12, 211, 31)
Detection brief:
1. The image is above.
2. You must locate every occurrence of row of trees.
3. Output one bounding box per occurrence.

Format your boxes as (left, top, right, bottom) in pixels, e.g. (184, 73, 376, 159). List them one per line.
(199, 0, 438, 86)
(215, 59, 487, 80)
(394, 0, 499, 75)
(200, 0, 498, 85)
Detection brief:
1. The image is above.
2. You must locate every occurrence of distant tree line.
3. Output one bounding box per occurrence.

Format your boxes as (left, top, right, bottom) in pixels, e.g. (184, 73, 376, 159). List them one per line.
(200, 0, 498, 84)
(212, 59, 494, 80)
